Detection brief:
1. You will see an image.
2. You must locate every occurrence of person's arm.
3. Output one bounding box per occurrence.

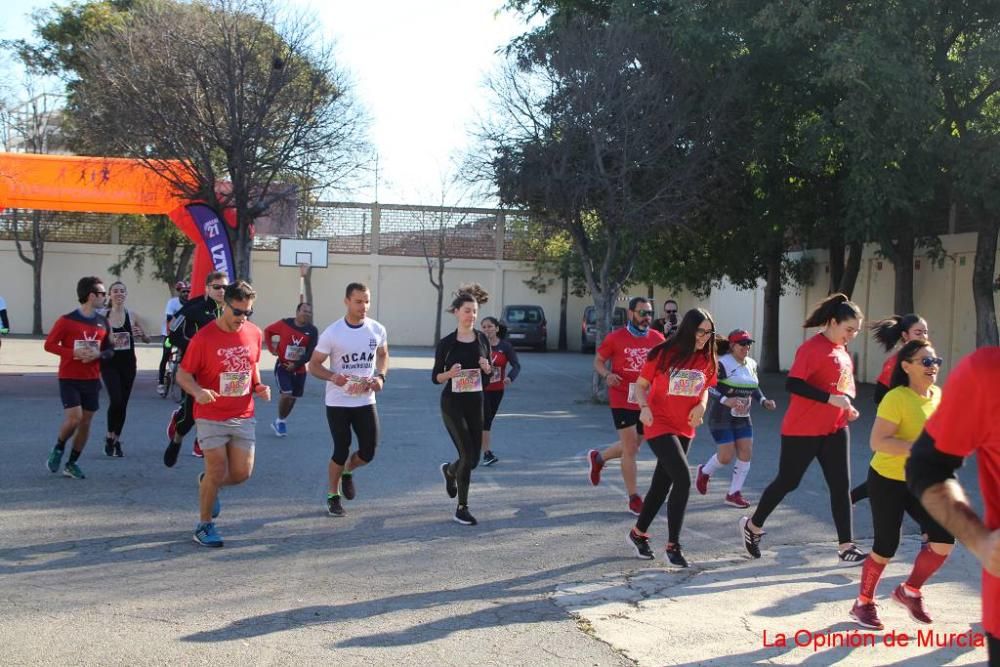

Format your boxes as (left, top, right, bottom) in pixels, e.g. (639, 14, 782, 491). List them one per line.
(594, 352, 621, 386)
(785, 376, 836, 404)
(432, 337, 455, 384)
(263, 322, 280, 355)
(0, 306, 9, 332)
(294, 325, 320, 372)
(505, 341, 521, 383)
(869, 416, 912, 456)
(372, 342, 389, 391)
(43, 319, 73, 361)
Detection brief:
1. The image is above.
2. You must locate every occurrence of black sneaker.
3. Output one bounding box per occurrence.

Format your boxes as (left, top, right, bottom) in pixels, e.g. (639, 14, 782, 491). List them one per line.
(483, 450, 499, 466)
(740, 516, 764, 559)
(104, 438, 115, 457)
(838, 544, 867, 566)
(454, 505, 477, 526)
(627, 528, 655, 560)
(341, 474, 356, 500)
(441, 463, 457, 499)
(113, 441, 124, 458)
(326, 494, 345, 517)
(665, 543, 689, 568)
(163, 440, 181, 468)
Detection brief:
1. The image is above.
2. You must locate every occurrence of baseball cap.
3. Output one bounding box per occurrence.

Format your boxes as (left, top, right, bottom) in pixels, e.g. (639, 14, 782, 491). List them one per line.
(728, 329, 754, 345)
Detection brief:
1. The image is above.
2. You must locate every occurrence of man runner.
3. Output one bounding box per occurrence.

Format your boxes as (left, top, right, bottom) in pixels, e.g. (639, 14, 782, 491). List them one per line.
(43, 276, 112, 480)
(263, 302, 318, 437)
(158, 281, 189, 396)
(307, 283, 389, 517)
(176, 281, 269, 547)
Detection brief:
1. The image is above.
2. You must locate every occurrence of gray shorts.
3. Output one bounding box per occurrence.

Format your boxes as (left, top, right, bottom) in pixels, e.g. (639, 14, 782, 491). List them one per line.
(195, 417, 256, 451)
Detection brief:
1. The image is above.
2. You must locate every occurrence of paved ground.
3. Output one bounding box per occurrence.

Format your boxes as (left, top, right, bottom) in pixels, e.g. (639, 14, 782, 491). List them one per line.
(0, 337, 990, 665)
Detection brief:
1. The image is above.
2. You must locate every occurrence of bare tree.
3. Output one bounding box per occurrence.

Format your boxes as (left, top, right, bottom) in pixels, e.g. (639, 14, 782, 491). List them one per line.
(418, 206, 473, 346)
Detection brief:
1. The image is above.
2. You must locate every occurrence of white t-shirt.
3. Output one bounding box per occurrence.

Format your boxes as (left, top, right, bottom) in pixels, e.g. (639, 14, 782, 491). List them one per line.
(315, 317, 388, 407)
(163, 297, 183, 336)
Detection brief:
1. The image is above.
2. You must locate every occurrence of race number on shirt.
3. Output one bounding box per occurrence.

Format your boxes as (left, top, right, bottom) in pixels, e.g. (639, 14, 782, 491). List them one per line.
(729, 397, 751, 418)
(219, 371, 251, 397)
(111, 332, 132, 351)
(285, 344, 305, 361)
(344, 375, 372, 396)
(490, 366, 503, 384)
(452, 369, 483, 393)
(74, 339, 100, 355)
(627, 382, 638, 404)
(668, 370, 706, 397)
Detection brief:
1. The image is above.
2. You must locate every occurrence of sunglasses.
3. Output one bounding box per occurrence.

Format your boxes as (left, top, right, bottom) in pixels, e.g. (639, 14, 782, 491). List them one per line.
(93, 290, 106, 296)
(665, 309, 677, 314)
(210, 284, 227, 290)
(909, 356, 943, 368)
(735, 340, 753, 347)
(695, 328, 715, 337)
(227, 304, 254, 317)
(637, 310, 654, 317)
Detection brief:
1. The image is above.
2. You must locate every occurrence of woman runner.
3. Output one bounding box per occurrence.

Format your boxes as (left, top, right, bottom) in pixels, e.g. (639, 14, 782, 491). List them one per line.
(100, 281, 150, 457)
(626, 308, 717, 567)
(480, 316, 521, 466)
(740, 293, 868, 565)
(849, 339, 953, 630)
(434, 285, 492, 526)
(695, 329, 777, 509)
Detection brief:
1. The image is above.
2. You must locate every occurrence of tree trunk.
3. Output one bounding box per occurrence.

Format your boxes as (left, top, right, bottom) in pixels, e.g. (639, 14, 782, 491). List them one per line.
(590, 288, 615, 402)
(761, 250, 782, 373)
(892, 230, 915, 316)
(829, 237, 845, 294)
(32, 218, 44, 335)
(434, 261, 445, 346)
(234, 223, 253, 281)
(558, 270, 569, 351)
(838, 241, 863, 298)
(972, 216, 1000, 347)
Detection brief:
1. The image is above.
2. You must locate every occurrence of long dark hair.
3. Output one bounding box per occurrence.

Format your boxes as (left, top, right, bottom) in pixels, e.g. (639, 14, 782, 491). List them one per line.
(803, 293, 863, 328)
(647, 308, 717, 373)
(871, 313, 925, 351)
(889, 339, 934, 389)
(481, 316, 508, 339)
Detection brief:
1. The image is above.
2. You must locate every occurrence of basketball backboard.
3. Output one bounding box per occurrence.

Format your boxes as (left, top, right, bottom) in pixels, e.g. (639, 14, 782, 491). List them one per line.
(278, 238, 329, 268)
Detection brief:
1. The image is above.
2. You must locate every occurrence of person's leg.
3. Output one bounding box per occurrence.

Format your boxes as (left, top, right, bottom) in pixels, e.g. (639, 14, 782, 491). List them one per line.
(481, 390, 502, 456)
(698, 431, 733, 496)
(113, 363, 136, 455)
(64, 382, 100, 475)
(894, 490, 954, 618)
(815, 428, 855, 548)
(325, 407, 353, 499)
(158, 343, 170, 385)
(658, 436, 693, 545)
(634, 435, 676, 534)
(340, 405, 380, 500)
(987, 633, 999, 665)
(619, 424, 642, 498)
(101, 364, 123, 443)
(730, 436, 754, 495)
(441, 394, 481, 508)
(749, 435, 821, 531)
(851, 481, 869, 504)
(50, 381, 83, 472)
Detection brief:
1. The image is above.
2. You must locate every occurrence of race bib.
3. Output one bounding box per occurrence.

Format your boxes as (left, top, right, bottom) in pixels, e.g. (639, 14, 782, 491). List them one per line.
(627, 382, 638, 404)
(490, 366, 503, 384)
(836, 367, 856, 398)
(219, 371, 251, 397)
(74, 339, 100, 356)
(451, 369, 483, 393)
(344, 375, 372, 396)
(668, 370, 706, 397)
(111, 332, 132, 351)
(285, 344, 305, 361)
(729, 397, 751, 418)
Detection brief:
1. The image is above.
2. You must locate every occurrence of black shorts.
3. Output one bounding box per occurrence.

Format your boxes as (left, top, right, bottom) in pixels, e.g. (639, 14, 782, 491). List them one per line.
(59, 379, 101, 412)
(274, 364, 306, 398)
(611, 407, 644, 435)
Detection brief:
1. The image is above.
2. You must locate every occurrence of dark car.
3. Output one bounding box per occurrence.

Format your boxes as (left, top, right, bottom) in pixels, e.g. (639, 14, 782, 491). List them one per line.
(501, 305, 547, 351)
(581, 305, 627, 353)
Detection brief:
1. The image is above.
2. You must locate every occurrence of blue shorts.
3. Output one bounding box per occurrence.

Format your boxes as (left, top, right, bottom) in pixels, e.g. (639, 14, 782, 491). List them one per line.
(710, 425, 753, 444)
(274, 364, 306, 398)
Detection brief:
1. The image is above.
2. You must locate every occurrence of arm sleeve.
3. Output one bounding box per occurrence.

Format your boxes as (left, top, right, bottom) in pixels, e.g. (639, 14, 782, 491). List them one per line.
(708, 361, 727, 399)
(504, 341, 521, 382)
(0, 308, 9, 330)
(263, 322, 278, 345)
(905, 430, 966, 500)
(431, 338, 449, 384)
(786, 376, 830, 404)
(43, 319, 73, 361)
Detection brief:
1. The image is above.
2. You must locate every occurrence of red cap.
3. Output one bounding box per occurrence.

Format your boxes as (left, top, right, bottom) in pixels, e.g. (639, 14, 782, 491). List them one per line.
(728, 329, 753, 345)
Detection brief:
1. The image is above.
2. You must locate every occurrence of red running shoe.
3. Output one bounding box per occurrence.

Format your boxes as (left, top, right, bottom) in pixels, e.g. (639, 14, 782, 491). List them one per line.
(191, 439, 204, 458)
(891, 584, 932, 624)
(628, 494, 643, 516)
(587, 449, 604, 486)
(725, 491, 751, 509)
(849, 600, 883, 630)
(167, 408, 179, 441)
(695, 465, 710, 495)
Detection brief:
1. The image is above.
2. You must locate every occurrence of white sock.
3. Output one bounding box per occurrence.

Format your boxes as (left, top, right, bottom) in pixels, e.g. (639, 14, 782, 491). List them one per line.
(702, 454, 722, 476)
(276, 418, 286, 424)
(730, 460, 751, 494)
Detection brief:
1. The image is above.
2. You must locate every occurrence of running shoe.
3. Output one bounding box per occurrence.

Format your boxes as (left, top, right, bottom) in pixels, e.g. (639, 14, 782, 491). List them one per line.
(198, 472, 221, 519)
(665, 543, 689, 568)
(453, 505, 478, 526)
(326, 494, 345, 517)
(193, 522, 224, 548)
(891, 584, 932, 624)
(627, 528, 654, 560)
(441, 462, 457, 499)
(849, 600, 883, 630)
(483, 450, 499, 466)
(271, 419, 287, 438)
(63, 462, 85, 480)
(725, 491, 751, 509)
(113, 441, 124, 458)
(46, 447, 64, 473)
(695, 464, 710, 495)
(587, 449, 603, 486)
(838, 544, 867, 566)
(341, 473, 356, 500)
(157, 384, 167, 398)
(166, 408, 179, 441)
(740, 516, 763, 559)
(104, 437, 115, 457)
(191, 439, 204, 458)
(628, 494, 643, 516)
(163, 439, 181, 468)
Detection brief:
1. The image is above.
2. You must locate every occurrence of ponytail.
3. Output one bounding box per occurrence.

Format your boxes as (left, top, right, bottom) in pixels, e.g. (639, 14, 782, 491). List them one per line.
(804, 293, 863, 328)
(871, 313, 923, 352)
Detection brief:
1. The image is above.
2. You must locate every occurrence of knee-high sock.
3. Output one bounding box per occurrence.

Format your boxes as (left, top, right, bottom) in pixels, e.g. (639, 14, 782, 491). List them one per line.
(729, 460, 751, 494)
(702, 453, 722, 476)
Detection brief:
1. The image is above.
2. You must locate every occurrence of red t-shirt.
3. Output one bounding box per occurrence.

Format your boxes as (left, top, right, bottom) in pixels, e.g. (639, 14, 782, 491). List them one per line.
(876, 351, 898, 387)
(924, 347, 1000, 636)
(781, 333, 855, 436)
(638, 351, 716, 440)
(487, 347, 509, 392)
(263, 318, 318, 375)
(180, 320, 263, 421)
(597, 327, 666, 409)
(44, 310, 111, 380)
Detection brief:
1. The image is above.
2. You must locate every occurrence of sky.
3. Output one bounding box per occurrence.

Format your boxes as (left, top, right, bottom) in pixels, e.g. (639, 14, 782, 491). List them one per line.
(0, 0, 537, 206)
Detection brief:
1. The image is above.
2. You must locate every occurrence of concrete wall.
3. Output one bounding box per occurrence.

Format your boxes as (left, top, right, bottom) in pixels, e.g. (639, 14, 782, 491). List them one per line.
(1, 232, 996, 383)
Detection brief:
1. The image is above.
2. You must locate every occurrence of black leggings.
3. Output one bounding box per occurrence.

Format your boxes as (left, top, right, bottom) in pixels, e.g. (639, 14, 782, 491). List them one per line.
(989, 633, 999, 666)
(325, 405, 380, 465)
(868, 467, 953, 558)
(173, 393, 196, 439)
(101, 359, 136, 437)
(158, 342, 171, 384)
(751, 429, 853, 544)
(483, 390, 504, 431)
(636, 434, 692, 543)
(441, 392, 483, 506)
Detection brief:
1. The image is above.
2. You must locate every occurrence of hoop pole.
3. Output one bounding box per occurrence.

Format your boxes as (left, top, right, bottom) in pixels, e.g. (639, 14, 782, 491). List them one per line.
(298, 262, 310, 304)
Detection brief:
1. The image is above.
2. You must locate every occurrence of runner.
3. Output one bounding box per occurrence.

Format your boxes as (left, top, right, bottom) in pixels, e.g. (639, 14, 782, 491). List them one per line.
(695, 329, 777, 509)
(307, 283, 388, 518)
(163, 271, 228, 466)
(849, 339, 952, 630)
(43, 276, 112, 480)
(739, 293, 868, 565)
(480, 316, 521, 466)
(433, 284, 492, 526)
(626, 308, 717, 567)
(651, 298, 679, 337)
(851, 313, 930, 504)
(158, 281, 189, 397)
(907, 346, 1000, 664)
(264, 302, 319, 437)
(0, 294, 9, 353)
(587, 297, 665, 515)
(100, 281, 151, 457)
(175, 280, 268, 547)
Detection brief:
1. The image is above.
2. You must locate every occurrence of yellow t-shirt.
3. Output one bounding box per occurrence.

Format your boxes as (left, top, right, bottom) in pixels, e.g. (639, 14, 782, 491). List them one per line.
(870, 385, 941, 481)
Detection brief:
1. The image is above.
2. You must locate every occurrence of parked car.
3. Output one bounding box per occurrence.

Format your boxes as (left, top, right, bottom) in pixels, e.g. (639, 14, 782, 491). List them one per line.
(500, 304, 547, 351)
(581, 305, 627, 353)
